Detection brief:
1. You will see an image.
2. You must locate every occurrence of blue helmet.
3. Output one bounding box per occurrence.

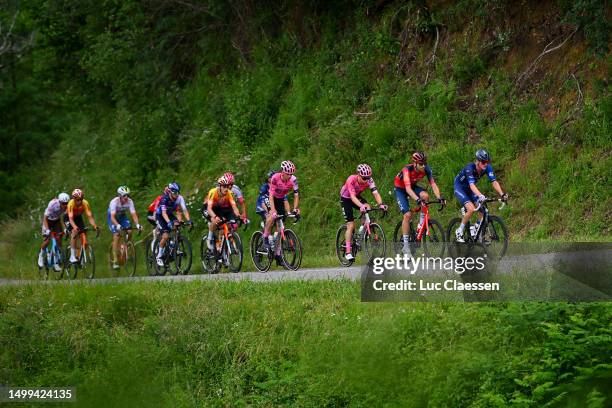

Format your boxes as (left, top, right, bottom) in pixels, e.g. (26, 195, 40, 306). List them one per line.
(475, 149, 491, 162)
(266, 170, 277, 180)
(168, 182, 180, 193)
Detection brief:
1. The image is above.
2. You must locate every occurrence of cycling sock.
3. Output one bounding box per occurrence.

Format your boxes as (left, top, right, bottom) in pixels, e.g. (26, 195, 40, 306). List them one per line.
(157, 247, 164, 257)
(403, 234, 410, 245)
(70, 248, 76, 258)
(458, 223, 465, 233)
(207, 231, 214, 240)
(346, 242, 352, 253)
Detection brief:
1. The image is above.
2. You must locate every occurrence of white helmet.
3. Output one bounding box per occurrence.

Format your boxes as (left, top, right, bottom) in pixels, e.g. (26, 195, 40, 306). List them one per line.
(117, 185, 131, 197)
(58, 193, 70, 203)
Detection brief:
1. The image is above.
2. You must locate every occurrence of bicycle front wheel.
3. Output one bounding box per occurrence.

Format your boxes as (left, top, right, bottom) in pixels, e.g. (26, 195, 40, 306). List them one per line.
(228, 232, 243, 273)
(200, 236, 219, 274)
(482, 215, 509, 259)
(83, 244, 95, 279)
(422, 218, 446, 258)
(281, 229, 302, 271)
(174, 236, 192, 275)
(250, 231, 271, 272)
(125, 241, 137, 277)
(145, 237, 157, 276)
(364, 223, 386, 263)
(335, 225, 354, 267)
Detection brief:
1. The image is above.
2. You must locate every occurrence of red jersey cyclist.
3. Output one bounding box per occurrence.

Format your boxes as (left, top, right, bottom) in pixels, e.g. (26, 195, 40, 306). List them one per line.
(394, 151, 445, 256)
(340, 164, 388, 261)
(263, 160, 300, 250)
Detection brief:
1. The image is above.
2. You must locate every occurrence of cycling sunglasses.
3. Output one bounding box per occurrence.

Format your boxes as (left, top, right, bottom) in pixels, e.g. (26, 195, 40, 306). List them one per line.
(170, 189, 179, 195)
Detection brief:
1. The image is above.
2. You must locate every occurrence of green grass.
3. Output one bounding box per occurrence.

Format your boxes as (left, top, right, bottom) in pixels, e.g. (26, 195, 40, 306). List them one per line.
(1, 280, 610, 407)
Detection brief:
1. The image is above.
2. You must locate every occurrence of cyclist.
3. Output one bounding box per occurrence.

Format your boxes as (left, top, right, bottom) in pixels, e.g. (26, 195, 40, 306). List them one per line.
(222, 172, 249, 224)
(255, 170, 290, 228)
(263, 160, 300, 250)
(38, 192, 70, 270)
(340, 164, 388, 261)
(66, 189, 99, 263)
(394, 151, 445, 255)
(155, 182, 193, 266)
(453, 149, 508, 242)
(107, 186, 142, 270)
(147, 186, 171, 227)
(205, 175, 243, 251)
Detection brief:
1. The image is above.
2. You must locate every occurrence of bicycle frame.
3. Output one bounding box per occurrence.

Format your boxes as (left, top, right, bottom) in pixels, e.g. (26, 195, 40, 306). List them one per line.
(74, 229, 90, 262)
(414, 200, 445, 241)
(471, 199, 506, 240)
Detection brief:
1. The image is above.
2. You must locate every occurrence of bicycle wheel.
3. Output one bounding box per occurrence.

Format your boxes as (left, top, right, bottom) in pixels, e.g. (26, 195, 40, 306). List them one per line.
(250, 231, 271, 272)
(200, 236, 219, 274)
(125, 241, 137, 277)
(228, 232, 243, 273)
(145, 237, 157, 276)
(335, 225, 354, 267)
(364, 223, 386, 263)
(174, 236, 192, 275)
(281, 229, 302, 271)
(447, 218, 472, 258)
(482, 215, 509, 259)
(393, 220, 419, 256)
(153, 240, 168, 276)
(83, 244, 95, 279)
(422, 218, 446, 258)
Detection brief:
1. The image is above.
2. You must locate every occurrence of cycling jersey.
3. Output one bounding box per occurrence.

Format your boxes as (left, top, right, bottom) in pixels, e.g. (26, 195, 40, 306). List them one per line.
(207, 187, 236, 208)
(148, 195, 163, 213)
(394, 164, 434, 189)
(155, 194, 187, 216)
(231, 185, 244, 204)
(256, 182, 288, 215)
(44, 198, 65, 221)
(340, 175, 377, 199)
(269, 173, 298, 199)
(455, 162, 496, 189)
(108, 197, 135, 216)
(67, 199, 91, 217)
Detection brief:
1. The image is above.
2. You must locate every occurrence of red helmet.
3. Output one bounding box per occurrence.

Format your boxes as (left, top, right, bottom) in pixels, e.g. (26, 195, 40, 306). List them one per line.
(217, 176, 230, 186)
(356, 163, 372, 178)
(412, 151, 427, 164)
(71, 189, 84, 199)
(280, 160, 296, 175)
(223, 172, 234, 184)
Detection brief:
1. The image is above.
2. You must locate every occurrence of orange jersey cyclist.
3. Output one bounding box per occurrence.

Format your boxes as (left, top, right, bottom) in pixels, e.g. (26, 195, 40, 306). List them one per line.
(221, 172, 249, 223)
(263, 160, 300, 250)
(65, 189, 99, 263)
(38, 192, 70, 270)
(205, 175, 244, 251)
(340, 164, 388, 261)
(453, 149, 508, 242)
(394, 151, 445, 255)
(107, 185, 142, 270)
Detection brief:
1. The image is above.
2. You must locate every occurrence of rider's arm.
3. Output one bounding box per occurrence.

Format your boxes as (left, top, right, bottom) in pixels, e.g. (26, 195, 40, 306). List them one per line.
(239, 199, 246, 219)
(162, 207, 170, 224)
(292, 193, 299, 211)
(372, 191, 384, 206)
(232, 202, 241, 218)
(43, 215, 50, 230)
(430, 182, 442, 199)
(207, 197, 217, 220)
(350, 192, 363, 208)
(68, 207, 78, 231)
(404, 184, 420, 202)
(492, 180, 504, 196)
(85, 205, 97, 229)
(110, 211, 119, 226)
(469, 183, 483, 197)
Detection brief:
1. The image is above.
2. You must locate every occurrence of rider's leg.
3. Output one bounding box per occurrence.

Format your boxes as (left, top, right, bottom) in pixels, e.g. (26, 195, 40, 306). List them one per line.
(112, 233, 120, 263)
(455, 202, 476, 242)
(207, 222, 217, 250)
(70, 229, 78, 262)
(345, 221, 355, 252)
(418, 191, 429, 228)
(395, 188, 413, 254)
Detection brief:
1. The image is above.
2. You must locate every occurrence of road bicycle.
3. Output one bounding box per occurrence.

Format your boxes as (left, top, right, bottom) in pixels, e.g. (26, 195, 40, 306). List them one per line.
(153, 221, 193, 275)
(250, 212, 302, 272)
(447, 198, 509, 259)
(38, 230, 68, 280)
(335, 207, 387, 267)
(392, 199, 446, 258)
(144, 229, 159, 276)
(108, 226, 140, 277)
(67, 227, 99, 279)
(201, 218, 245, 274)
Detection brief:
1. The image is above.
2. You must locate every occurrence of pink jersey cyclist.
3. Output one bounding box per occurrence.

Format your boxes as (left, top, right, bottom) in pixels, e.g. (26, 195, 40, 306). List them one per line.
(269, 172, 299, 199)
(340, 174, 377, 199)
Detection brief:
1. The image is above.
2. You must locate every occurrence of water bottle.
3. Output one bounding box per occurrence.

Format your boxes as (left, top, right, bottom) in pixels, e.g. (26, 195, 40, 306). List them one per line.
(47, 251, 52, 265)
(358, 225, 364, 235)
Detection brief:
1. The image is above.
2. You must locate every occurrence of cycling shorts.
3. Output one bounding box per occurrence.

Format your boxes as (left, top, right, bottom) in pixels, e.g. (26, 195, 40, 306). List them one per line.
(394, 186, 426, 214)
(340, 196, 367, 222)
(107, 210, 131, 234)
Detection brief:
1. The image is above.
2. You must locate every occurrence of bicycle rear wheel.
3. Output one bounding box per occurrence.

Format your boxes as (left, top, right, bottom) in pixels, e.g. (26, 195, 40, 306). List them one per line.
(447, 218, 472, 259)
(281, 229, 302, 271)
(482, 215, 509, 259)
(422, 218, 446, 258)
(250, 231, 271, 272)
(335, 225, 354, 267)
(174, 236, 192, 275)
(364, 223, 386, 263)
(153, 240, 167, 276)
(393, 220, 419, 256)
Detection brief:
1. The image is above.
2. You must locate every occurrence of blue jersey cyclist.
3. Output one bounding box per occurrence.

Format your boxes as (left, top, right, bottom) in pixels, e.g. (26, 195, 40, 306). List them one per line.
(453, 149, 508, 242)
(107, 186, 142, 270)
(394, 151, 445, 255)
(155, 182, 193, 266)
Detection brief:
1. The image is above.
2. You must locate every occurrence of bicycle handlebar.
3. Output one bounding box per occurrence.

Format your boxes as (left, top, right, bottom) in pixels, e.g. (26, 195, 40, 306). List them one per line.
(360, 207, 387, 219)
(474, 197, 508, 211)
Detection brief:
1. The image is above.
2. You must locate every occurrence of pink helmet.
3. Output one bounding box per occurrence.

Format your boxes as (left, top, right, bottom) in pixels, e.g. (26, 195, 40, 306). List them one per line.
(280, 160, 296, 175)
(357, 163, 372, 178)
(412, 151, 427, 164)
(217, 176, 230, 186)
(223, 172, 234, 184)
(71, 189, 84, 199)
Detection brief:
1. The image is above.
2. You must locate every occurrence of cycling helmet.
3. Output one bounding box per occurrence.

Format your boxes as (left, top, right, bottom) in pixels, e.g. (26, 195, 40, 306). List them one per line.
(356, 163, 372, 178)
(117, 185, 130, 197)
(475, 149, 491, 162)
(168, 182, 180, 193)
(412, 151, 427, 164)
(217, 176, 230, 186)
(58, 193, 70, 203)
(71, 189, 83, 199)
(223, 172, 234, 184)
(280, 160, 296, 175)
(266, 170, 277, 180)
